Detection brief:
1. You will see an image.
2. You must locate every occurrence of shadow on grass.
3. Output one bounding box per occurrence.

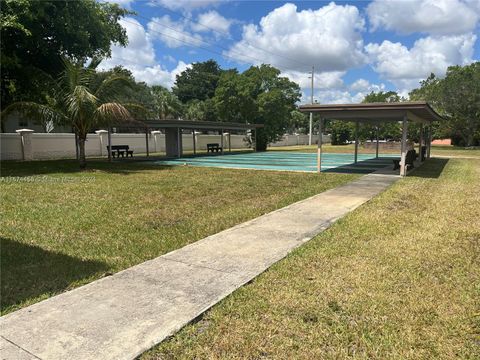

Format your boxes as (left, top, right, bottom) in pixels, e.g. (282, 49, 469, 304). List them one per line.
(0, 151, 258, 177)
(408, 158, 449, 179)
(1, 237, 109, 313)
(0, 158, 174, 177)
(323, 157, 399, 175)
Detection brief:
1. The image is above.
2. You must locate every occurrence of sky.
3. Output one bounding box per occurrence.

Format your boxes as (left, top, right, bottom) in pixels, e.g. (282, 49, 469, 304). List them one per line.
(101, 0, 480, 104)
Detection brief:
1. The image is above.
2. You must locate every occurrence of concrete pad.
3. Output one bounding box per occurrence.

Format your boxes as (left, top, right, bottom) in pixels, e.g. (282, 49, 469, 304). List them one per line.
(0, 337, 37, 360)
(1, 171, 399, 360)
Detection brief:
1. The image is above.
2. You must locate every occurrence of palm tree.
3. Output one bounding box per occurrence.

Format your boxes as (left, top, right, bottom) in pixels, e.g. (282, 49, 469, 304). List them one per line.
(151, 85, 183, 119)
(1, 58, 133, 169)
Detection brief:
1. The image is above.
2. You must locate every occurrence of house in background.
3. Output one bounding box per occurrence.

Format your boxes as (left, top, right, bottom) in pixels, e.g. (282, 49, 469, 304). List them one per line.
(2, 112, 71, 133)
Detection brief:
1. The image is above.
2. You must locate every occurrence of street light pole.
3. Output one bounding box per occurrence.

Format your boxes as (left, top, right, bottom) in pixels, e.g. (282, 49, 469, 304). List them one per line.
(308, 65, 314, 146)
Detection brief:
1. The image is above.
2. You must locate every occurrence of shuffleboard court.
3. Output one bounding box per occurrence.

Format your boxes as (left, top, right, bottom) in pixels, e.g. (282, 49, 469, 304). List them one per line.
(154, 151, 399, 174)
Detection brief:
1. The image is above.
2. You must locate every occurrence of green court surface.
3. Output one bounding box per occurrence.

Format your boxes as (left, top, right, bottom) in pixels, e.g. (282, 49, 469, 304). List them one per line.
(154, 151, 399, 174)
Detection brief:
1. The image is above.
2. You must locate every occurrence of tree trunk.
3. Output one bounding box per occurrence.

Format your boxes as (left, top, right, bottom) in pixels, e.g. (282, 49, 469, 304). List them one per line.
(466, 133, 474, 147)
(78, 135, 87, 169)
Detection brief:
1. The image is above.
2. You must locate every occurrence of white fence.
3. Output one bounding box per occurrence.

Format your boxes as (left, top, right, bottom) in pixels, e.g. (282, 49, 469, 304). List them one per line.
(0, 131, 329, 161)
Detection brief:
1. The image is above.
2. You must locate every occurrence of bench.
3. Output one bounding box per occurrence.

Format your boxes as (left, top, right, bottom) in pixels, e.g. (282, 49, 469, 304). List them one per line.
(207, 143, 222, 153)
(107, 145, 134, 158)
(393, 149, 416, 171)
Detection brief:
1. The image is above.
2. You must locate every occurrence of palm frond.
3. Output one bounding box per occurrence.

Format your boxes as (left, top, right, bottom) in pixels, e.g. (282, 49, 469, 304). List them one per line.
(57, 57, 95, 98)
(64, 85, 98, 120)
(94, 75, 134, 101)
(88, 57, 103, 70)
(94, 102, 133, 126)
(122, 102, 151, 119)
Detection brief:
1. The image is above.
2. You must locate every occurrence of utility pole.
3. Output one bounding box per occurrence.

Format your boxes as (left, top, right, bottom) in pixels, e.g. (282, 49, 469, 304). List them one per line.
(308, 66, 314, 146)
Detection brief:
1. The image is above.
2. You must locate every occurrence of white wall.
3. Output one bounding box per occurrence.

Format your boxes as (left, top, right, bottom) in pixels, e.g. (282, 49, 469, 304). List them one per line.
(0, 132, 331, 161)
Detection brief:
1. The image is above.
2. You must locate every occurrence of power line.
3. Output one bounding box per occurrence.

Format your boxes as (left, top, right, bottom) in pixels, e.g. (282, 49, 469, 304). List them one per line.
(130, 15, 311, 72)
(140, 7, 312, 69)
(121, 18, 310, 74)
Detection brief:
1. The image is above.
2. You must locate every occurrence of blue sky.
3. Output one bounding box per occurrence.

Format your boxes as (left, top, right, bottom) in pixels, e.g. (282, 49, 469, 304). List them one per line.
(102, 0, 480, 103)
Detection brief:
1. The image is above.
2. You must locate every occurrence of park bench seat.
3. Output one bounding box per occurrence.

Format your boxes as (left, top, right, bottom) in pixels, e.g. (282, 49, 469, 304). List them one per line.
(107, 145, 134, 158)
(207, 143, 222, 153)
(393, 149, 416, 171)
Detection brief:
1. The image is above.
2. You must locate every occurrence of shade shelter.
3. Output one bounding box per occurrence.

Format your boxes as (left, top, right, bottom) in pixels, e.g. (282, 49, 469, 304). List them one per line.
(107, 119, 263, 159)
(299, 101, 444, 176)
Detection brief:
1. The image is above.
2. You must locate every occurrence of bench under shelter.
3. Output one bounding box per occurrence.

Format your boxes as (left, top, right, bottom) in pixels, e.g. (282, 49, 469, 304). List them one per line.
(299, 101, 444, 176)
(104, 120, 264, 160)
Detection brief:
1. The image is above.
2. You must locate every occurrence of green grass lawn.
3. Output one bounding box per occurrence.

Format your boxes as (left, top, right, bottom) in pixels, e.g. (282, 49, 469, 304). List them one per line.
(269, 143, 480, 158)
(0, 160, 358, 314)
(143, 157, 480, 359)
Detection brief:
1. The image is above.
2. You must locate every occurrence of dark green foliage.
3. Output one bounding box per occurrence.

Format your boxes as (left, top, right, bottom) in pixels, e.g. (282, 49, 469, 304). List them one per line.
(184, 99, 216, 121)
(363, 91, 401, 103)
(214, 69, 257, 123)
(327, 90, 403, 144)
(289, 110, 309, 134)
(244, 65, 301, 150)
(1, 0, 129, 108)
(409, 63, 480, 146)
(329, 120, 352, 145)
(172, 60, 222, 103)
(95, 66, 156, 120)
(211, 65, 300, 150)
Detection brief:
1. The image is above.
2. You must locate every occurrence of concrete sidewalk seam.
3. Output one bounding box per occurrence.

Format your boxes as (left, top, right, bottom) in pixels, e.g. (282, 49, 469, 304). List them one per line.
(1, 336, 42, 360)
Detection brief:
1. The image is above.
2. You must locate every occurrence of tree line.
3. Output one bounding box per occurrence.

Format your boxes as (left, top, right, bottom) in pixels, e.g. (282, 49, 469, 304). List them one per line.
(1, 0, 478, 170)
(327, 62, 480, 147)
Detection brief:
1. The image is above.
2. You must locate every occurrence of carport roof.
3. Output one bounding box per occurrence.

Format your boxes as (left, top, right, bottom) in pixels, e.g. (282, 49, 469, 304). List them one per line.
(112, 119, 263, 131)
(299, 101, 444, 123)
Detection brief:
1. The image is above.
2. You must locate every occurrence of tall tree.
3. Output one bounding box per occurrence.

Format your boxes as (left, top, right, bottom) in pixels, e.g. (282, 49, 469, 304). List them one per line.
(213, 65, 300, 150)
(438, 63, 480, 146)
(243, 65, 301, 150)
(409, 73, 446, 140)
(1, 0, 129, 108)
(214, 70, 257, 123)
(1, 59, 134, 168)
(172, 60, 222, 103)
(409, 63, 480, 146)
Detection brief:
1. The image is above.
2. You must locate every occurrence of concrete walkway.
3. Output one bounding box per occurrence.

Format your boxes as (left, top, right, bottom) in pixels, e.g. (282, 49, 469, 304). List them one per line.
(1, 170, 399, 360)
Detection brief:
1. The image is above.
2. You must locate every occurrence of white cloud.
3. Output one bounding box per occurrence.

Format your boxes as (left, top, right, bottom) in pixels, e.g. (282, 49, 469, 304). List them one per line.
(312, 90, 365, 104)
(147, 15, 204, 48)
(367, 0, 480, 35)
(126, 61, 190, 88)
(148, 0, 223, 12)
(226, 2, 367, 73)
(349, 78, 370, 92)
(366, 33, 477, 90)
(349, 78, 385, 93)
(102, 18, 156, 67)
(284, 70, 345, 90)
(192, 10, 233, 35)
(99, 17, 191, 88)
(304, 79, 385, 105)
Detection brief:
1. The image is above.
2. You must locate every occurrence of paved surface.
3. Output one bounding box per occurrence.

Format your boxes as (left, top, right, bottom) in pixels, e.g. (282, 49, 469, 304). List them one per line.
(155, 151, 399, 174)
(1, 169, 399, 360)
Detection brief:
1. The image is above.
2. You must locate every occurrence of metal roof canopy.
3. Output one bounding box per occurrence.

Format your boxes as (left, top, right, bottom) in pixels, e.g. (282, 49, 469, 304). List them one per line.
(298, 101, 443, 176)
(106, 119, 262, 160)
(112, 119, 263, 131)
(299, 101, 444, 123)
